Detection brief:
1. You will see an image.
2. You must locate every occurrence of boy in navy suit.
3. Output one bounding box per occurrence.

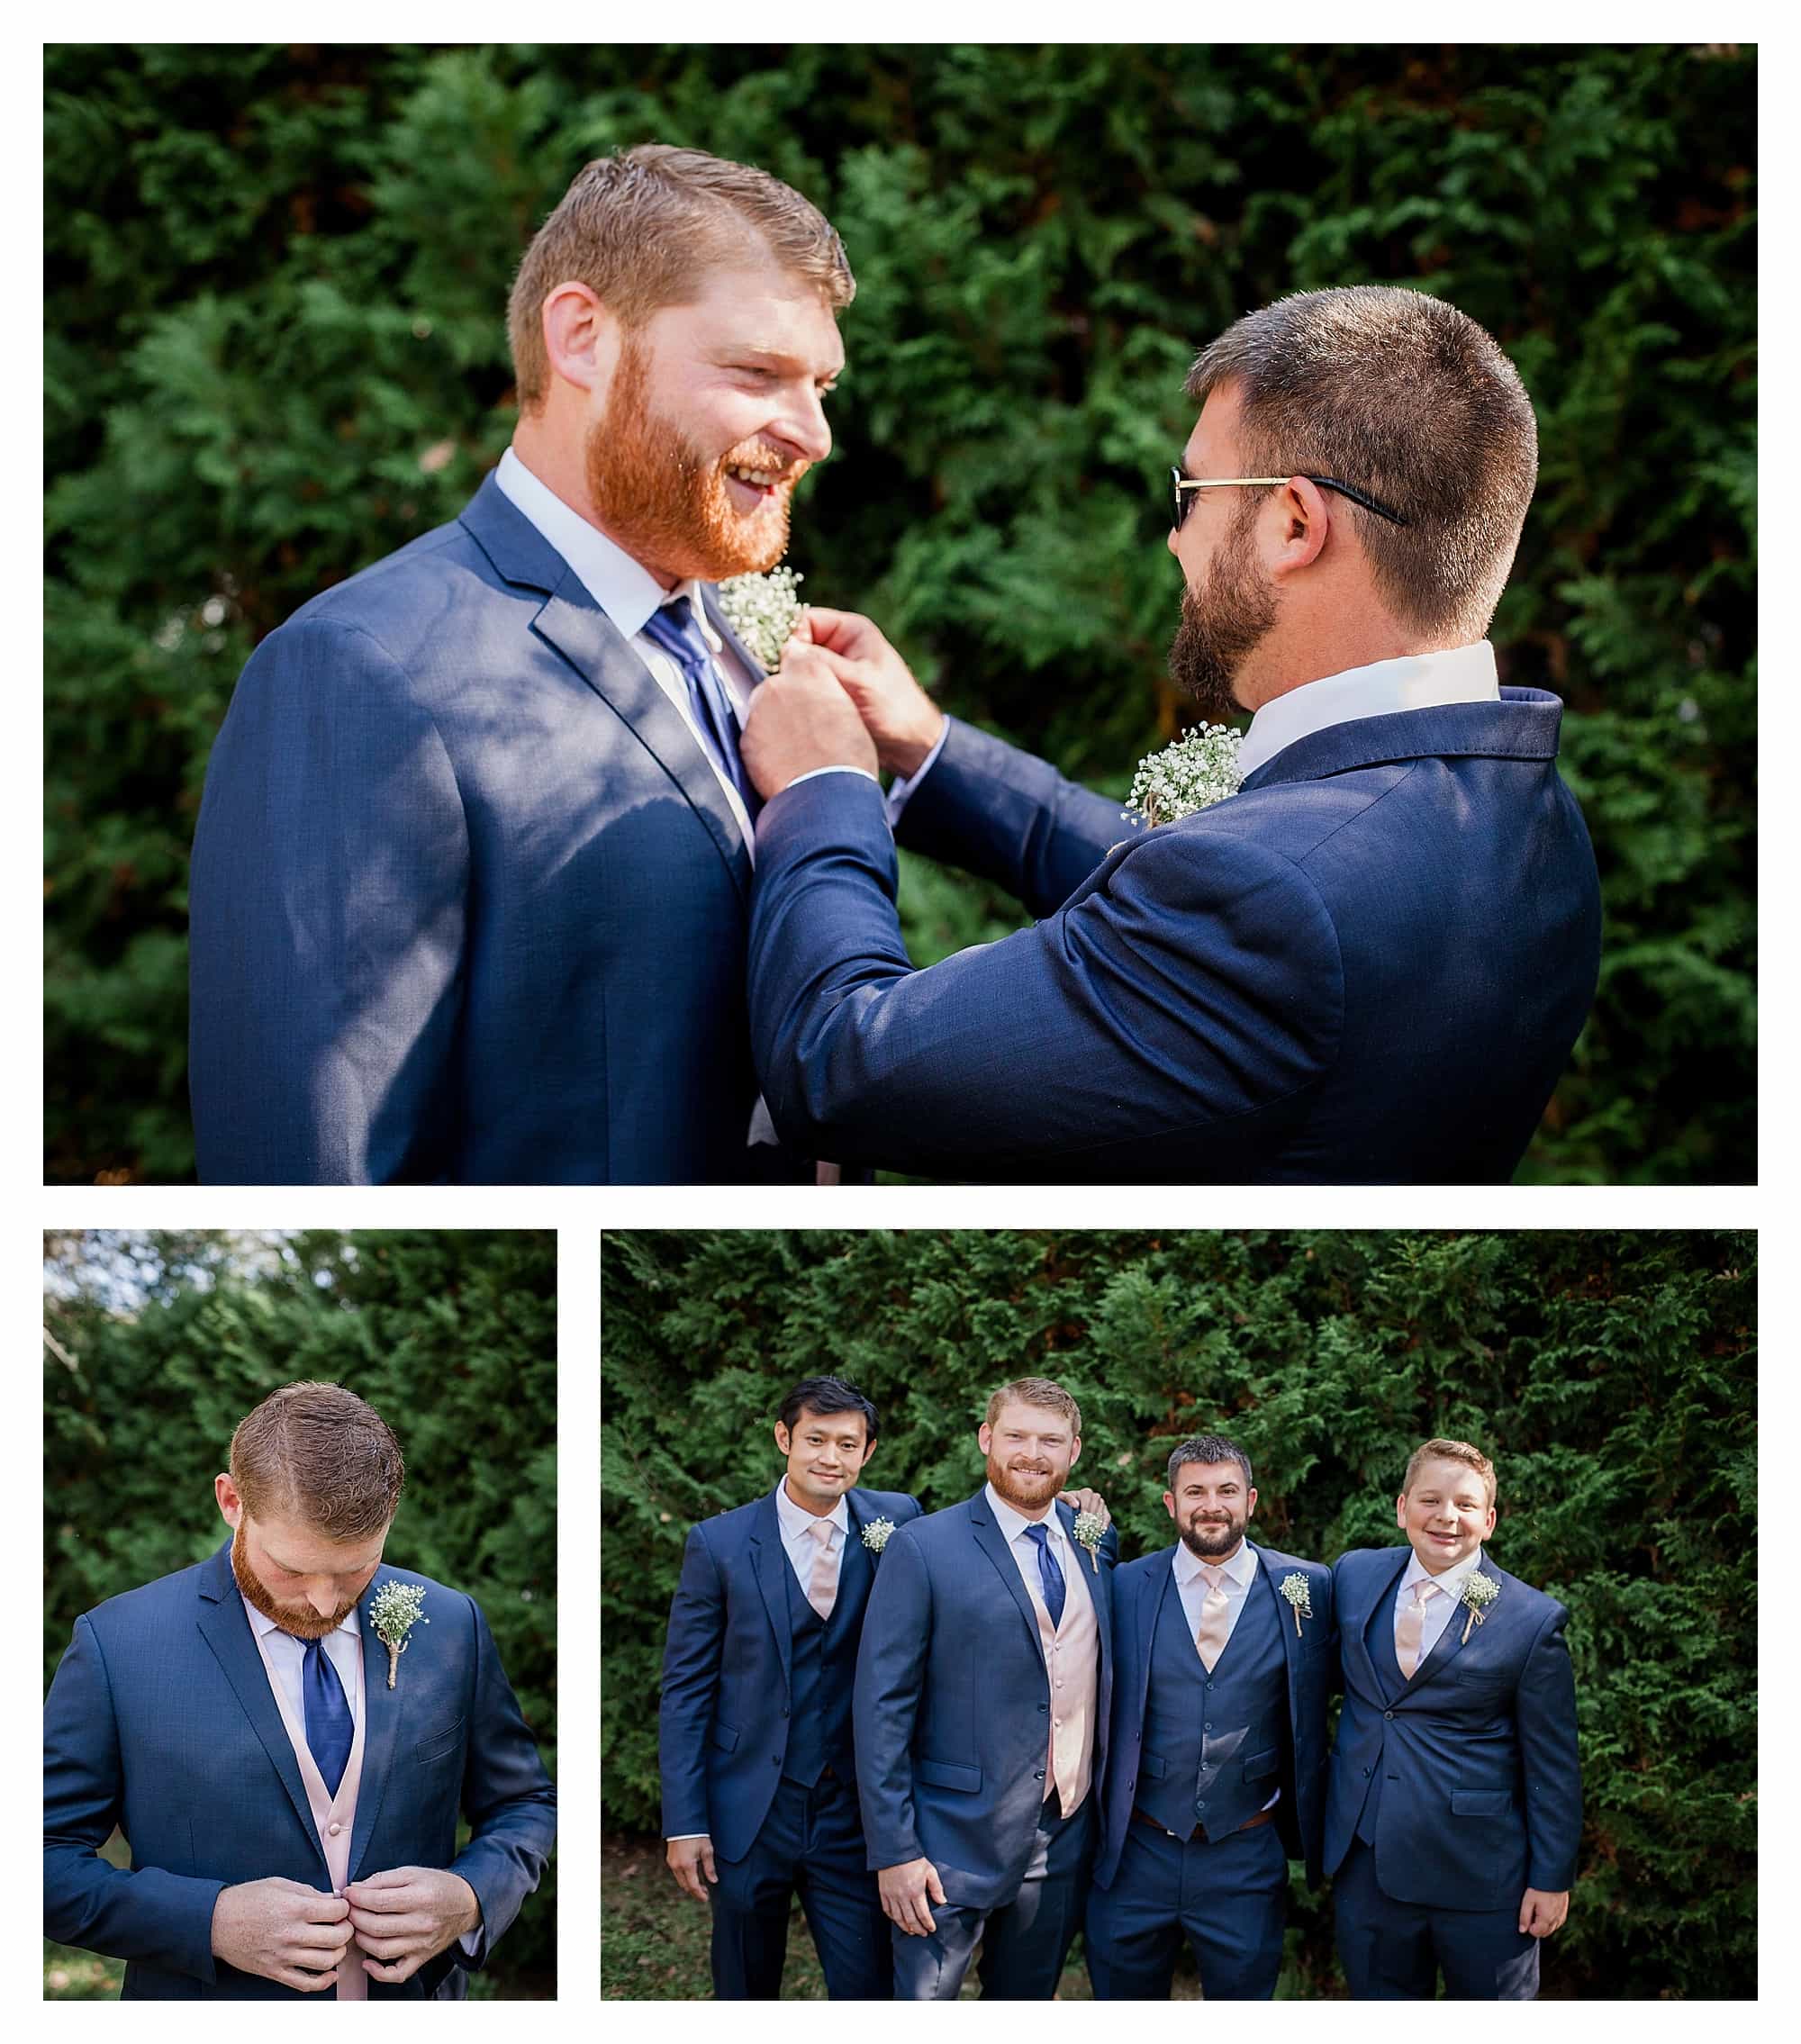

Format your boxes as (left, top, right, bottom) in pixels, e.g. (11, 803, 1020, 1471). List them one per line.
(1086, 1434, 1334, 1999)
(1324, 1437, 1581, 1999)
(658, 1376, 921, 1998)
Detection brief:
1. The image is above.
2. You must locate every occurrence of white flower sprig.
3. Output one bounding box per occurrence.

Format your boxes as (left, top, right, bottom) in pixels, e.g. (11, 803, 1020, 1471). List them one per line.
(1459, 1569, 1501, 1644)
(1072, 1510, 1107, 1575)
(368, 1581, 430, 1690)
(1124, 723, 1244, 828)
(862, 1516, 896, 1554)
(1279, 1571, 1313, 1636)
(717, 566, 806, 669)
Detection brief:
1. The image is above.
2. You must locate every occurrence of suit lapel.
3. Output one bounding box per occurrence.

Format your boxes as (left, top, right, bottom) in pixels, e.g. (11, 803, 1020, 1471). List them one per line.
(837, 1493, 874, 1618)
(969, 1491, 1044, 1651)
(699, 583, 768, 683)
(1360, 1549, 1415, 1706)
(347, 1566, 411, 1879)
(748, 1489, 795, 1694)
(1252, 1543, 1305, 1719)
(1400, 1551, 1489, 1699)
(194, 1544, 329, 1880)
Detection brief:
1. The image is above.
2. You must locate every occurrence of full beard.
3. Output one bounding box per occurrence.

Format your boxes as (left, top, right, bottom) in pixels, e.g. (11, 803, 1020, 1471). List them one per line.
(1167, 509, 1279, 719)
(585, 338, 798, 583)
(231, 1520, 359, 1641)
(987, 1453, 1064, 1513)
(1180, 1513, 1247, 1560)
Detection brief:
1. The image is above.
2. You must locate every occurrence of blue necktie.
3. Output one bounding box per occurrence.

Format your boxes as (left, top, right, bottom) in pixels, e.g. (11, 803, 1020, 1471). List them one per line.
(1026, 1523, 1066, 1630)
(303, 1636, 354, 1797)
(638, 597, 761, 819)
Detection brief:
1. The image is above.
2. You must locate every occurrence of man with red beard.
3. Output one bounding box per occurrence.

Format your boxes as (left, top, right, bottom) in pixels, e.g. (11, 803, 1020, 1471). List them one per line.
(44, 1381, 556, 1999)
(190, 146, 855, 1182)
(852, 1377, 1118, 1998)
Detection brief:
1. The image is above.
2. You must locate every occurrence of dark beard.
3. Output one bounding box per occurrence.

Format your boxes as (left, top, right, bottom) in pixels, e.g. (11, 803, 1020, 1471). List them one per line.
(1180, 1515, 1246, 1560)
(1167, 508, 1279, 719)
(231, 1520, 359, 1640)
(585, 337, 796, 583)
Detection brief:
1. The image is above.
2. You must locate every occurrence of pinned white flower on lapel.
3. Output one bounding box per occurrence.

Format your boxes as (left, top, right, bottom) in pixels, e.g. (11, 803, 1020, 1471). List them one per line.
(368, 1581, 429, 1690)
(1458, 1569, 1500, 1644)
(861, 1516, 896, 1555)
(718, 566, 805, 669)
(1072, 1510, 1106, 1575)
(1279, 1571, 1313, 1636)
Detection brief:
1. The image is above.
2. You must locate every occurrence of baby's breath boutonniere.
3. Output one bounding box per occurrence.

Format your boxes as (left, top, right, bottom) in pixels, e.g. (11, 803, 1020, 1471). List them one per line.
(1124, 723, 1244, 828)
(1458, 1569, 1500, 1644)
(862, 1516, 896, 1555)
(1072, 1510, 1106, 1575)
(717, 565, 806, 669)
(1279, 1571, 1313, 1637)
(368, 1581, 430, 1690)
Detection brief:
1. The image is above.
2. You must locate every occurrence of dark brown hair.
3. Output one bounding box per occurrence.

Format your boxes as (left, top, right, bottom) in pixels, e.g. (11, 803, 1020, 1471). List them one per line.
(1165, 1432, 1253, 1494)
(230, 1380, 405, 1540)
(507, 143, 855, 412)
(1186, 285, 1538, 642)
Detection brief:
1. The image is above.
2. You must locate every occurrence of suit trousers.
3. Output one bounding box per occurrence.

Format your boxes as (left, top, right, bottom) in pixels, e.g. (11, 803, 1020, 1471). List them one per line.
(891, 1793, 1094, 2001)
(710, 1772, 890, 2000)
(1085, 1813, 1289, 1999)
(1333, 1839, 1540, 2000)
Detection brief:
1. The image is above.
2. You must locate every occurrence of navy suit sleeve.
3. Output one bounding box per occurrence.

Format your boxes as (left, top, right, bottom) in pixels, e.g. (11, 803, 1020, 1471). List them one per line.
(43, 1615, 228, 1983)
(657, 1527, 726, 1840)
(1516, 1600, 1581, 1893)
(188, 617, 470, 1183)
(895, 717, 1136, 916)
(447, 1595, 557, 1967)
(852, 1526, 934, 1870)
(748, 773, 1341, 1175)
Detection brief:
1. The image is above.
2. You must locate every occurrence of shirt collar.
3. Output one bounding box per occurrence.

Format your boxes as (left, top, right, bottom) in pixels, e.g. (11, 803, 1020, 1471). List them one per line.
(496, 444, 714, 643)
(1172, 1537, 1258, 1589)
(1237, 639, 1500, 779)
(1399, 1545, 1486, 1599)
(774, 1477, 849, 1543)
(984, 1479, 1064, 1549)
(239, 1593, 361, 1644)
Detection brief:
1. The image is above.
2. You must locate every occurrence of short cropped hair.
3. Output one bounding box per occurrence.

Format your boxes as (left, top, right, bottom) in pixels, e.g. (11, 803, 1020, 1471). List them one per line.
(777, 1374, 879, 1444)
(229, 1380, 405, 1541)
(1186, 285, 1538, 643)
(507, 143, 855, 412)
(1165, 1433, 1253, 1494)
(1402, 1436, 1498, 1508)
(984, 1377, 1082, 1435)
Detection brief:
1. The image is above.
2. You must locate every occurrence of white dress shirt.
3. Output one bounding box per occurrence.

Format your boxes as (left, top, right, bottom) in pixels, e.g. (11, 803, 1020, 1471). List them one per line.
(240, 1596, 363, 1723)
(984, 1480, 1084, 1611)
(1393, 1545, 1487, 1663)
(1237, 639, 1501, 780)
(772, 1477, 850, 1594)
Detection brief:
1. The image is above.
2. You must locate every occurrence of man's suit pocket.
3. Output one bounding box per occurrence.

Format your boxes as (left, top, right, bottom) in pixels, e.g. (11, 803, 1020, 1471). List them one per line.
(414, 1715, 467, 1766)
(1449, 1789, 1515, 1817)
(1243, 1748, 1281, 1783)
(1140, 1752, 1168, 1782)
(710, 1723, 740, 1754)
(917, 1757, 982, 1795)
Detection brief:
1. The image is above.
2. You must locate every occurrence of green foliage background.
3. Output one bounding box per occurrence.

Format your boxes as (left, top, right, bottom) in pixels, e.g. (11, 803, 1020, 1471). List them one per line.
(45, 44, 1754, 1183)
(601, 1228, 1755, 1999)
(43, 1229, 557, 1999)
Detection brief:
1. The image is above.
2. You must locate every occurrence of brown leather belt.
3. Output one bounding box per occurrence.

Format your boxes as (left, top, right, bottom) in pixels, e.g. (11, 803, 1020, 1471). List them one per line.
(1132, 1803, 1276, 1845)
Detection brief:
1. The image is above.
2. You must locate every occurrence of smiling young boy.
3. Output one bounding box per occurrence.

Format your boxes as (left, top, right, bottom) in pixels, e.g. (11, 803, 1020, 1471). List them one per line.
(1321, 1438, 1581, 1999)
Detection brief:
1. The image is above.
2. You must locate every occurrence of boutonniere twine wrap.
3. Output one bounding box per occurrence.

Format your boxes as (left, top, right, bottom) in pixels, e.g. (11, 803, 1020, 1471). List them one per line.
(1279, 1571, 1313, 1636)
(862, 1516, 896, 1554)
(368, 1581, 430, 1690)
(1124, 723, 1244, 828)
(717, 566, 806, 668)
(1458, 1569, 1500, 1644)
(1072, 1510, 1106, 1575)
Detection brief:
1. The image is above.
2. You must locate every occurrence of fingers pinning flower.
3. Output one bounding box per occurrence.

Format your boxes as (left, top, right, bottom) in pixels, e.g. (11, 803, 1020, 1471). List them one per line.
(1125, 723, 1244, 827)
(719, 567, 806, 669)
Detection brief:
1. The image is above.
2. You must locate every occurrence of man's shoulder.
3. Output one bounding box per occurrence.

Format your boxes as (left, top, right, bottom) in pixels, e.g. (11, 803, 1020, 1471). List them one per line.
(888, 1494, 979, 1552)
(1482, 1560, 1563, 1626)
(77, 1551, 221, 1638)
(1116, 1544, 1176, 1589)
(1251, 1542, 1329, 1585)
(689, 1493, 774, 1548)
(1332, 1544, 1407, 1584)
(849, 1487, 922, 1524)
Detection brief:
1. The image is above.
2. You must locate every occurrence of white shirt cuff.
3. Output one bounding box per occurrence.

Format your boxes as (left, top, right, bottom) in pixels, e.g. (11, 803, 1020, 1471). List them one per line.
(783, 764, 882, 793)
(883, 719, 950, 828)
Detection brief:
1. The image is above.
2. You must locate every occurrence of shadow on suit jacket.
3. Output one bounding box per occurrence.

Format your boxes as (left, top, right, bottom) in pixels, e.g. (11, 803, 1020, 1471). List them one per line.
(189, 471, 811, 1185)
(747, 698, 1601, 1181)
(853, 1489, 1118, 1911)
(43, 1542, 556, 1999)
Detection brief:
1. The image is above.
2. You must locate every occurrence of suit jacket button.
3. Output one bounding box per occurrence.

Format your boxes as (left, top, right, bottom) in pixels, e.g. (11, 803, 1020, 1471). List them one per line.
(1384, 1710, 1394, 1720)
(1039, 1703, 1048, 1713)
(1035, 1769, 1045, 1781)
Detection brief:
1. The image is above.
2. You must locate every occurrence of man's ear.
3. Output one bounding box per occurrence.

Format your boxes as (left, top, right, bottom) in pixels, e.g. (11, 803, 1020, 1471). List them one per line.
(1265, 474, 1331, 581)
(215, 1471, 243, 1528)
(539, 281, 623, 399)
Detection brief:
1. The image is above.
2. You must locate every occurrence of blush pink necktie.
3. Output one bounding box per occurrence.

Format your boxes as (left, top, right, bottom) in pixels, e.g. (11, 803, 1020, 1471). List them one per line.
(805, 1518, 839, 1621)
(1397, 1578, 1443, 1679)
(1195, 1564, 1231, 1672)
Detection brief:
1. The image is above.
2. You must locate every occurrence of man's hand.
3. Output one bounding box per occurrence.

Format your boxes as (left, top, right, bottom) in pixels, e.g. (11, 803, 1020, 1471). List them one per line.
(1518, 1887, 1570, 1937)
(1057, 1486, 1111, 1533)
(665, 1835, 719, 1903)
(801, 606, 946, 778)
(210, 1876, 355, 1993)
(740, 644, 879, 801)
(344, 1865, 482, 1985)
(877, 1856, 946, 1938)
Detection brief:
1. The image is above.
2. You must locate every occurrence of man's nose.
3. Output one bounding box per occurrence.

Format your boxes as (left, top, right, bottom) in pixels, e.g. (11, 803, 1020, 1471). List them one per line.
(774, 387, 832, 467)
(306, 1584, 338, 1616)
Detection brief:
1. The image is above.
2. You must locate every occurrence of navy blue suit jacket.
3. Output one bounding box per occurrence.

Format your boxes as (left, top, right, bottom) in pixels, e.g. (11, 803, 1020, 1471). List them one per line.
(853, 1490, 1118, 1909)
(1324, 1545, 1581, 1912)
(1094, 1541, 1335, 1889)
(189, 472, 788, 1184)
(657, 1484, 923, 1863)
(747, 697, 1600, 1181)
(42, 1543, 556, 2000)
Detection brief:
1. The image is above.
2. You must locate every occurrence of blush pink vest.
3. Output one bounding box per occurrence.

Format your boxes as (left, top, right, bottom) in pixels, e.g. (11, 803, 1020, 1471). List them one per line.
(250, 1626, 369, 2002)
(1016, 1530, 1101, 1817)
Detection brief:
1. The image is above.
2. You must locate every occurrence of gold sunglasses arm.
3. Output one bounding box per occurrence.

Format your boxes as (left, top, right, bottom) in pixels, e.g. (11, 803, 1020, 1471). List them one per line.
(1173, 477, 1294, 493)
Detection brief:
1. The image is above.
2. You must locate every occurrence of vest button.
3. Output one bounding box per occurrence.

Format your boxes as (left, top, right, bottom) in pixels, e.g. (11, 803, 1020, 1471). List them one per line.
(327, 1821, 341, 1836)
(1196, 1801, 1207, 1812)
(1203, 1722, 1212, 1732)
